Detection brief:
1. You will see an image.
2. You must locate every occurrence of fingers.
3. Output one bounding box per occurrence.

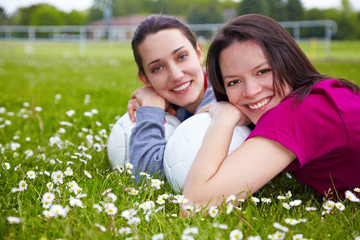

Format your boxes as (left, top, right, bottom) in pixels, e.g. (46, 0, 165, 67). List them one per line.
(127, 99, 141, 122)
(165, 104, 177, 116)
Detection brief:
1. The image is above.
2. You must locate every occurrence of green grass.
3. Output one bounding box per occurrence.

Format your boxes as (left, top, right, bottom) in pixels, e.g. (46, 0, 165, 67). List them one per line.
(0, 40, 360, 239)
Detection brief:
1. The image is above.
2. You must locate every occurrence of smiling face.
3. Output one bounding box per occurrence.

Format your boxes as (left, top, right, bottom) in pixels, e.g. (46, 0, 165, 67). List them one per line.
(138, 28, 205, 114)
(219, 40, 291, 124)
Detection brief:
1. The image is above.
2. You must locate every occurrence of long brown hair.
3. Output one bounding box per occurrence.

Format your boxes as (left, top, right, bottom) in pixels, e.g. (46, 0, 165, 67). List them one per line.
(132, 15, 198, 76)
(207, 14, 359, 102)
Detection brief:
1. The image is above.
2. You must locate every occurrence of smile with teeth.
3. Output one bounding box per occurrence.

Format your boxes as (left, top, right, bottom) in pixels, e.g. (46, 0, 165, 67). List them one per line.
(172, 81, 191, 92)
(248, 97, 270, 110)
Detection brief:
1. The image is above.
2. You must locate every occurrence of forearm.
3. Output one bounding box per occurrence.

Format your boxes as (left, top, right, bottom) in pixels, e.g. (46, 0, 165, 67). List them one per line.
(183, 116, 237, 205)
(183, 135, 296, 213)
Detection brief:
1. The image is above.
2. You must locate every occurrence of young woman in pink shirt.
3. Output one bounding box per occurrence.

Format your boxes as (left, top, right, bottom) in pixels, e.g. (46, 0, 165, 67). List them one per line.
(183, 14, 360, 211)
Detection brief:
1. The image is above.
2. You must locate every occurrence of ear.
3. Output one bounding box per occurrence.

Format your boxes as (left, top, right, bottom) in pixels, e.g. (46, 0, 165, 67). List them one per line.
(196, 42, 204, 65)
(138, 71, 152, 87)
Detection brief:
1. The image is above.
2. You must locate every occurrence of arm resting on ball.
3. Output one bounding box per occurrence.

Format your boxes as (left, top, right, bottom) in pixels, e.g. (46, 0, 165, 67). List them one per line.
(182, 105, 295, 213)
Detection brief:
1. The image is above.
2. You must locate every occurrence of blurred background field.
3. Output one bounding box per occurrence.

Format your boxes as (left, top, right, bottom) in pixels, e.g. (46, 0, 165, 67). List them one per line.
(0, 40, 138, 128)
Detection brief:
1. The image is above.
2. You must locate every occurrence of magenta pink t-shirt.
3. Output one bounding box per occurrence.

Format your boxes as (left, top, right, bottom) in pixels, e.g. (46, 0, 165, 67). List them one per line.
(247, 80, 360, 198)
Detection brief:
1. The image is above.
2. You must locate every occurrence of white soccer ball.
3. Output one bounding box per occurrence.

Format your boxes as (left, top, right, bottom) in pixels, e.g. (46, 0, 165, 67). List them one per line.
(107, 112, 181, 169)
(164, 112, 251, 193)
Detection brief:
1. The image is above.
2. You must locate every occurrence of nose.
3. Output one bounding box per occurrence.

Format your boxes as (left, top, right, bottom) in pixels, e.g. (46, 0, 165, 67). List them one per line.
(242, 78, 262, 98)
(168, 62, 184, 81)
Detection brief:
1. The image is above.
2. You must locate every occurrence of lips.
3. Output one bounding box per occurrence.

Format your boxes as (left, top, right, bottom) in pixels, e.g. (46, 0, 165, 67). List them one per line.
(171, 81, 191, 92)
(248, 97, 271, 110)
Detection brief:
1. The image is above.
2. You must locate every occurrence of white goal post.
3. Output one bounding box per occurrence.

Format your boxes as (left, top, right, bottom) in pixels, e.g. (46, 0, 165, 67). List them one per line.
(0, 20, 337, 58)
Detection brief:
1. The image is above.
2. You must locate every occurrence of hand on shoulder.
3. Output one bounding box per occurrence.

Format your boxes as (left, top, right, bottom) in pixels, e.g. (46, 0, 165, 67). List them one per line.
(128, 87, 168, 122)
(198, 102, 250, 126)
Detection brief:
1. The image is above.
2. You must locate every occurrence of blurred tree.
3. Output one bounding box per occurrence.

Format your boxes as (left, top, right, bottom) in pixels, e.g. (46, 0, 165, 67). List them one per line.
(187, 0, 223, 23)
(65, 10, 88, 25)
(0, 7, 7, 25)
(219, 0, 238, 10)
(302, 8, 326, 38)
(356, 12, 360, 39)
(88, 7, 103, 22)
(150, 0, 193, 15)
(285, 0, 304, 21)
(3, 0, 358, 39)
(341, 0, 352, 17)
(112, 0, 145, 16)
(237, 0, 269, 16)
(319, 0, 359, 40)
(304, 8, 325, 20)
(187, 6, 203, 23)
(12, 5, 39, 25)
(206, 0, 224, 23)
(267, 0, 287, 21)
(30, 4, 65, 25)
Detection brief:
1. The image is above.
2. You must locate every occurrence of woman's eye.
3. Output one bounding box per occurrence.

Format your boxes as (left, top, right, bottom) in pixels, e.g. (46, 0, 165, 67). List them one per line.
(152, 66, 163, 73)
(258, 68, 272, 75)
(178, 54, 187, 61)
(226, 80, 240, 87)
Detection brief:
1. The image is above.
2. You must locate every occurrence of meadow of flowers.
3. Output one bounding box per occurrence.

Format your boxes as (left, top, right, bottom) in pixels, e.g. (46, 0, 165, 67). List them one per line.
(1, 41, 360, 239)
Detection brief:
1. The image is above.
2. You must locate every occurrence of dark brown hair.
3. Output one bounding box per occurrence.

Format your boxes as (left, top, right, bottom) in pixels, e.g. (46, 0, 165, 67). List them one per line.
(132, 15, 198, 76)
(206, 14, 359, 102)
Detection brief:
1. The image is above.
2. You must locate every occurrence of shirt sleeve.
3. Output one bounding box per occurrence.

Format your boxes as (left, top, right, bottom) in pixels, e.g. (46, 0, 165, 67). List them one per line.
(129, 106, 167, 179)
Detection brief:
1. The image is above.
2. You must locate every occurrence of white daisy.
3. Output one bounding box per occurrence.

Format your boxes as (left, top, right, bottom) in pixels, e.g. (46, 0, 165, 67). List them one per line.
(229, 229, 243, 240)
(42, 192, 55, 203)
(104, 203, 117, 215)
(152, 233, 164, 240)
(18, 180, 27, 191)
(335, 202, 345, 211)
(84, 170, 92, 179)
(323, 200, 335, 210)
(51, 170, 64, 184)
(118, 227, 132, 235)
(345, 190, 360, 202)
(26, 170, 36, 179)
(69, 197, 83, 207)
(273, 222, 289, 232)
(208, 206, 218, 218)
(7, 216, 21, 224)
(2, 162, 10, 170)
(50, 204, 67, 217)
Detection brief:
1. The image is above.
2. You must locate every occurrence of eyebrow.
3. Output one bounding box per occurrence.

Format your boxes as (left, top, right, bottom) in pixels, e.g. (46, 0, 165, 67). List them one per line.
(147, 46, 185, 67)
(222, 61, 269, 80)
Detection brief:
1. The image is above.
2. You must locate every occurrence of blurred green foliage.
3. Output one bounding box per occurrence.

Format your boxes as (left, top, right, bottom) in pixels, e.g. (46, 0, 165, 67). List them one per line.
(0, 0, 359, 39)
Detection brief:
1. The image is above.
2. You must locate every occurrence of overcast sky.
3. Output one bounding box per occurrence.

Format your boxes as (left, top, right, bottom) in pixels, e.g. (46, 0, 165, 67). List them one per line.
(0, 0, 359, 15)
